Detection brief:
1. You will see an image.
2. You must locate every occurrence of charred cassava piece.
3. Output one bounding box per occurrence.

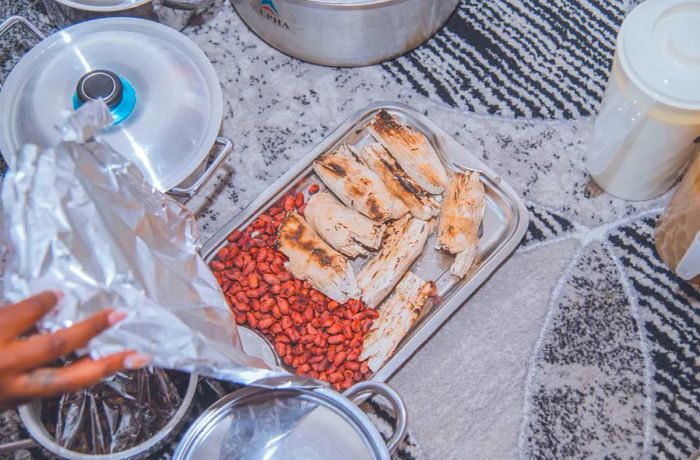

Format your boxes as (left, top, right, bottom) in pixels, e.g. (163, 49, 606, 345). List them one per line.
(360, 271, 433, 372)
(313, 144, 407, 222)
(436, 171, 486, 278)
(277, 211, 358, 303)
(305, 192, 385, 258)
(368, 110, 448, 194)
(356, 214, 432, 308)
(360, 143, 440, 221)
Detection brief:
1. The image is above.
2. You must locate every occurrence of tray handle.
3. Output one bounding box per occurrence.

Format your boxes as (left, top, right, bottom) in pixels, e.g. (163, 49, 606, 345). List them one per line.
(0, 16, 46, 41)
(168, 136, 233, 200)
(344, 381, 408, 454)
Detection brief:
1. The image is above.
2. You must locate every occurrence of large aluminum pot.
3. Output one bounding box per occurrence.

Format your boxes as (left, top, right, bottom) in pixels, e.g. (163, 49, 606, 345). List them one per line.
(0, 16, 232, 201)
(42, 0, 214, 31)
(231, 0, 460, 67)
(174, 381, 408, 460)
(11, 373, 198, 459)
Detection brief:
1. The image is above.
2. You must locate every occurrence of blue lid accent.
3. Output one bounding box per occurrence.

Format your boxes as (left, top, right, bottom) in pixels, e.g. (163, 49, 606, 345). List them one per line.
(73, 76, 136, 125)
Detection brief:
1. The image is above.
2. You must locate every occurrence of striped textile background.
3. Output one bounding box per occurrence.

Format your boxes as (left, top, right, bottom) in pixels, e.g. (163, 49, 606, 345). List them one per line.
(390, 1, 698, 456)
(384, 0, 628, 119)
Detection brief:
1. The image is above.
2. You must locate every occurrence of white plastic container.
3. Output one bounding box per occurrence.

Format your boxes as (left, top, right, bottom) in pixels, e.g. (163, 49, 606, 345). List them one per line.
(656, 153, 700, 284)
(586, 0, 700, 201)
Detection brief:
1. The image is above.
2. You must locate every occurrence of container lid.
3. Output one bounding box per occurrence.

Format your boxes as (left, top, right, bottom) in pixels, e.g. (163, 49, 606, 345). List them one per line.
(0, 18, 223, 192)
(173, 386, 386, 460)
(618, 0, 700, 110)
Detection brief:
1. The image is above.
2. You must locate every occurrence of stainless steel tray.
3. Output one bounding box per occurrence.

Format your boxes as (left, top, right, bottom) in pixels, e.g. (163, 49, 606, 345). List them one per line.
(201, 101, 529, 383)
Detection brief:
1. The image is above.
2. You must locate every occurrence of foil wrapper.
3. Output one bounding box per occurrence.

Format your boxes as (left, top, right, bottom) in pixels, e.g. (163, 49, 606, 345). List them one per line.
(2, 101, 315, 388)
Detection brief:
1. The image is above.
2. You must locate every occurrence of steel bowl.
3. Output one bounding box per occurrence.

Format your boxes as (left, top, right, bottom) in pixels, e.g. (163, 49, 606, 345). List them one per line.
(231, 0, 460, 67)
(42, 0, 214, 31)
(174, 380, 408, 459)
(16, 372, 199, 460)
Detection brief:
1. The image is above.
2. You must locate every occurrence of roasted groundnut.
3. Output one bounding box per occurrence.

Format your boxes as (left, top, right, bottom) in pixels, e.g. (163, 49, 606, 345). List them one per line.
(356, 214, 432, 308)
(304, 192, 385, 258)
(210, 186, 375, 391)
(313, 144, 407, 222)
(359, 143, 440, 221)
(277, 211, 359, 304)
(436, 171, 486, 278)
(368, 110, 449, 194)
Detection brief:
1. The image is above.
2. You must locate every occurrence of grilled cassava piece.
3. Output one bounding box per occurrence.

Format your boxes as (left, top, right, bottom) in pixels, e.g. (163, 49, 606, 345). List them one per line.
(436, 171, 486, 278)
(277, 211, 358, 303)
(313, 144, 407, 222)
(360, 143, 440, 221)
(356, 214, 432, 308)
(304, 192, 385, 259)
(360, 271, 433, 372)
(368, 110, 449, 195)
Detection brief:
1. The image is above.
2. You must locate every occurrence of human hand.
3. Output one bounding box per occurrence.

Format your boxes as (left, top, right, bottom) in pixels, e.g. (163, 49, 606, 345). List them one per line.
(0, 291, 150, 411)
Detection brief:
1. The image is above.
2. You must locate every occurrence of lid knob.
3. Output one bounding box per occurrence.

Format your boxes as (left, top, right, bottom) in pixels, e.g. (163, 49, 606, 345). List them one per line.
(76, 70, 123, 108)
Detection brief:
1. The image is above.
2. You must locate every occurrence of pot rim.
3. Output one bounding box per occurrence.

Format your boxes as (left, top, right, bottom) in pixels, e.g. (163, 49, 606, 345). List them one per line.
(256, 0, 414, 11)
(0, 17, 223, 192)
(173, 384, 392, 459)
(52, 0, 153, 12)
(18, 372, 199, 460)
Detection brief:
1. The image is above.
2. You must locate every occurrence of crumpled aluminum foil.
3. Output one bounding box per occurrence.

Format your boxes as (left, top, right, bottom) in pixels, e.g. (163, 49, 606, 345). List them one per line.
(2, 101, 315, 388)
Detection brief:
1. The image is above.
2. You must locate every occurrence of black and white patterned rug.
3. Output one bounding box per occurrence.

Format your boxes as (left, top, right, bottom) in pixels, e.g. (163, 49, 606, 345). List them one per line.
(1, 0, 698, 458)
(386, 0, 626, 119)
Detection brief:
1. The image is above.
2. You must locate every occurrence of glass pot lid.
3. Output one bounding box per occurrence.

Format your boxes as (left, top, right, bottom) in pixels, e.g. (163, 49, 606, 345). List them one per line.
(0, 18, 223, 191)
(173, 386, 391, 460)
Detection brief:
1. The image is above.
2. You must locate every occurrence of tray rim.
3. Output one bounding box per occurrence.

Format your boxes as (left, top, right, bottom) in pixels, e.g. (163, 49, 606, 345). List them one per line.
(200, 100, 529, 383)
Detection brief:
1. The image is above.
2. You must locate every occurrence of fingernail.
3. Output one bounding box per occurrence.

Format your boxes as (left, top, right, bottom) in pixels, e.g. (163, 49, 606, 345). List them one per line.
(53, 290, 64, 302)
(124, 353, 151, 370)
(107, 310, 128, 326)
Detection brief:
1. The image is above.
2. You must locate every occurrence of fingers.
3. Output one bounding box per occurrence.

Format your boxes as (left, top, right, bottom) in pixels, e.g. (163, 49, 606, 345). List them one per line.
(0, 291, 60, 342)
(0, 309, 127, 373)
(4, 351, 150, 401)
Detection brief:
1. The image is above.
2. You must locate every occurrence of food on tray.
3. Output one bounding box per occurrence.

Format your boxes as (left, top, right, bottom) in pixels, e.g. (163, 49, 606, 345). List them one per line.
(436, 171, 486, 278)
(278, 211, 359, 304)
(360, 272, 433, 373)
(305, 191, 385, 258)
(360, 142, 440, 221)
(210, 189, 378, 391)
(210, 111, 501, 386)
(368, 110, 449, 194)
(357, 214, 432, 308)
(313, 143, 408, 222)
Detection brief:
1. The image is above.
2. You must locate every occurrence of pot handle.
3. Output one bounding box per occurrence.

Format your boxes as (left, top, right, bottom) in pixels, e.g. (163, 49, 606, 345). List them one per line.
(161, 0, 214, 11)
(168, 136, 233, 200)
(344, 381, 408, 454)
(0, 438, 37, 454)
(0, 15, 46, 41)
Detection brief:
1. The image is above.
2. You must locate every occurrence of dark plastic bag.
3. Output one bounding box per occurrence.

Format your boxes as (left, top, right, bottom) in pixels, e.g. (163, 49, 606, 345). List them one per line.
(41, 368, 189, 455)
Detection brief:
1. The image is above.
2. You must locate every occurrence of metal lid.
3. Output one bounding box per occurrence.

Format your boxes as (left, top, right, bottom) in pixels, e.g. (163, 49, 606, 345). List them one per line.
(618, 0, 700, 110)
(53, 0, 151, 12)
(0, 18, 223, 191)
(174, 386, 391, 460)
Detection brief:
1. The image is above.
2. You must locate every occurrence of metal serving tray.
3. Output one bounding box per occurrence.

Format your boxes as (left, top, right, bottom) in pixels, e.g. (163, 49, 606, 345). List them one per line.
(202, 101, 528, 383)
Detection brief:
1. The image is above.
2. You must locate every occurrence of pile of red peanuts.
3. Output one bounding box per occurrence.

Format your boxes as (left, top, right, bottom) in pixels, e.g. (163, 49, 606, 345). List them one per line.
(210, 184, 378, 391)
